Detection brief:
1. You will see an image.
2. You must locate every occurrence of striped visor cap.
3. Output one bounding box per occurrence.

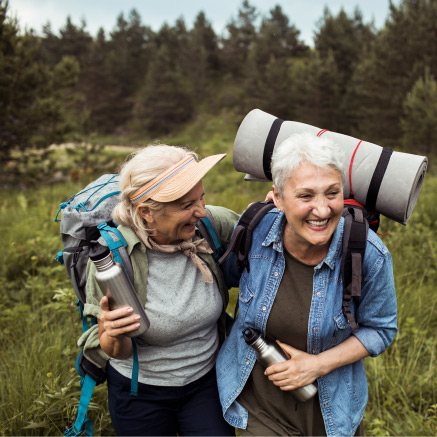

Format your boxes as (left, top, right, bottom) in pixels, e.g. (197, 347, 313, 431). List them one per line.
(130, 153, 226, 203)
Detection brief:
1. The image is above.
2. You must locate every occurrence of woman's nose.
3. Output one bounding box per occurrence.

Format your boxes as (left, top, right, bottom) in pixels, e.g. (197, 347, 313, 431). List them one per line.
(193, 202, 207, 218)
(312, 197, 330, 217)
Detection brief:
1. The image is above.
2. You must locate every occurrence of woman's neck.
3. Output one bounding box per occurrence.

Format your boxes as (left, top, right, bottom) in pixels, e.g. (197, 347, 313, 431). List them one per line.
(282, 233, 330, 266)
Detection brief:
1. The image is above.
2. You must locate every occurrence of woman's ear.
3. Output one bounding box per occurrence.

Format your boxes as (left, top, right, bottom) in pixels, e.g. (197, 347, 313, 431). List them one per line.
(272, 185, 283, 212)
(137, 204, 154, 224)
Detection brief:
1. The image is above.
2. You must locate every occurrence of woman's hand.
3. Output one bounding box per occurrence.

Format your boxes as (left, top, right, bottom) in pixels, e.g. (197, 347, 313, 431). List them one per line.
(264, 336, 370, 391)
(97, 296, 139, 358)
(264, 341, 321, 391)
(99, 296, 141, 338)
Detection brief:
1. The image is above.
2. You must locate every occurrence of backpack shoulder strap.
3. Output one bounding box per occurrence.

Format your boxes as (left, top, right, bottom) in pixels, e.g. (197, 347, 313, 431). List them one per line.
(219, 201, 275, 273)
(96, 223, 140, 398)
(198, 210, 224, 262)
(97, 223, 134, 283)
(341, 206, 369, 333)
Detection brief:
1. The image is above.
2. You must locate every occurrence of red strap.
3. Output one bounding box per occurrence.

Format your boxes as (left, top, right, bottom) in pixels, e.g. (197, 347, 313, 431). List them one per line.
(349, 140, 362, 197)
(317, 129, 329, 137)
(344, 198, 364, 207)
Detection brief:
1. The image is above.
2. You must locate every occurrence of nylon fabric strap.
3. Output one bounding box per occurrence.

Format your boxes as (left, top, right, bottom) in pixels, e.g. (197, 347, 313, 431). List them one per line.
(218, 224, 245, 265)
(199, 215, 223, 261)
(64, 374, 96, 436)
(131, 338, 139, 396)
(263, 118, 284, 180)
(351, 252, 362, 297)
(242, 202, 276, 261)
(78, 300, 89, 333)
(343, 297, 359, 334)
(365, 147, 393, 211)
(97, 223, 129, 272)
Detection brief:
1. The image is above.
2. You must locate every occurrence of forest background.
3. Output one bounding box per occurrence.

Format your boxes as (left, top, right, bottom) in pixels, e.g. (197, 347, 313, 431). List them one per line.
(0, 0, 436, 435)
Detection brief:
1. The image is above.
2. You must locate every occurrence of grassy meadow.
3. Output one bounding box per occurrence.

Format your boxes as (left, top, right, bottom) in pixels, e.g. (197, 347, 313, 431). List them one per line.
(0, 121, 436, 435)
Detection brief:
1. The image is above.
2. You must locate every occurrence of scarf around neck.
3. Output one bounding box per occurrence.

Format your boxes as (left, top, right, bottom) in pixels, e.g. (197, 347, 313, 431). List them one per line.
(141, 235, 214, 284)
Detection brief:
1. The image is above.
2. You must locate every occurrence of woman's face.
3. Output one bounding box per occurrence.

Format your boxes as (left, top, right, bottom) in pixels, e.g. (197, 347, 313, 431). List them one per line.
(140, 181, 207, 245)
(273, 162, 344, 253)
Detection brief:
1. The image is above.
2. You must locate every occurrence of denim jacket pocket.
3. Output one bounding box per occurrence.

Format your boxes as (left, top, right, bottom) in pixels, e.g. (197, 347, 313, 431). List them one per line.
(328, 311, 353, 348)
(237, 274, 255, 327)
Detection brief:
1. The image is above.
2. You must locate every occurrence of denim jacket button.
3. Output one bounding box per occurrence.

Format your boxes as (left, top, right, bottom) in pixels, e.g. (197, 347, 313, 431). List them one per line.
(313, 327, 317, 332)
(246, 360, 250, 365)
(274, 271, 278, 276)
(262, 305, 267, 311)
(317, 292, 321, 296)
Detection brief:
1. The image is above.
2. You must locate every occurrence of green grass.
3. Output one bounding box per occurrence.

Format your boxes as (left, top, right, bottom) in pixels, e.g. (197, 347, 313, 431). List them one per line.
(0, 149, 435, 435)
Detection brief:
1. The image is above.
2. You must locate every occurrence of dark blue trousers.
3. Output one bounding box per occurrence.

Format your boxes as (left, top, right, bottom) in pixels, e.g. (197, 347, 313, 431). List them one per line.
(107, 363, 235, 436)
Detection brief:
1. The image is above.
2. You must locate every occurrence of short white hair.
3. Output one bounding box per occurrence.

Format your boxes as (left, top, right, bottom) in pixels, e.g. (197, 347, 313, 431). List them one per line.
(271, 132, 345, 197)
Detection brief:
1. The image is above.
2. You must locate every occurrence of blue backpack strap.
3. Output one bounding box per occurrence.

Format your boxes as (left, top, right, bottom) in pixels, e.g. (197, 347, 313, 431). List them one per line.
(199, 215, 223, 262)
(97, 223, 140, 397)
(97, 223, 128, 266)
(64, 374, 95, 436)
(130, 338, 139, 396)
(77, 300, 89, 333)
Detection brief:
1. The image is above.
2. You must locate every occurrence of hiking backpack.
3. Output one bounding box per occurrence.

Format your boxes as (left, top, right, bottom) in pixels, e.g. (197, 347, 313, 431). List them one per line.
(219, 199, 381, 333)
(54, 174, 224, 436)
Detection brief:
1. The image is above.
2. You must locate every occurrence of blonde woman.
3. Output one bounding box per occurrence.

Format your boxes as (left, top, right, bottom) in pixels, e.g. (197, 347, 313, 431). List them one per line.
(85, 145, 237, 436)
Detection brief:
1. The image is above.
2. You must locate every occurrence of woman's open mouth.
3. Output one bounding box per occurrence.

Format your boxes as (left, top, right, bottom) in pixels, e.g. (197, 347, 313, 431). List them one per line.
(306, 218, 329, 229)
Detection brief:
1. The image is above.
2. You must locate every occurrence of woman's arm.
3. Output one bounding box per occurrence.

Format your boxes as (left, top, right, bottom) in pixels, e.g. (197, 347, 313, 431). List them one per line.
(97, 296, 140, 359)
(264, 336, 369, 391)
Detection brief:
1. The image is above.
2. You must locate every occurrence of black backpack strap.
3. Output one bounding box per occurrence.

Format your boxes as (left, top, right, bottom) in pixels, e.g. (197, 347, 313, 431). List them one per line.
(341, 206, 368, 333)
(365, 147, 393, 211)
(219, 201, 275, 273)
(263, 118, 284, 180)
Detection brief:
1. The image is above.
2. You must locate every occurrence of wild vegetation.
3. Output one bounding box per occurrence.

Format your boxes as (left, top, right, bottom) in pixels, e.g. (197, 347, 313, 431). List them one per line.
(1, 0, 436, 435)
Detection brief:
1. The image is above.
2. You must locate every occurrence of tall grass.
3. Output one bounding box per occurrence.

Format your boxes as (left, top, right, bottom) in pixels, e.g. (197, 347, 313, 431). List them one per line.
(0, 148, 435, 435)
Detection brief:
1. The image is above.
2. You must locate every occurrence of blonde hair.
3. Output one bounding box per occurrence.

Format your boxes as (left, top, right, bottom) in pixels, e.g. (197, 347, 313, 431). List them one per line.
(112, 145, 198, 236)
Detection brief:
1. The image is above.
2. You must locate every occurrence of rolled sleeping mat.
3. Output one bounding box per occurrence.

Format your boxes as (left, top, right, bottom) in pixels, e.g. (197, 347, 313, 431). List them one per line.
(233, 109, 428, 225)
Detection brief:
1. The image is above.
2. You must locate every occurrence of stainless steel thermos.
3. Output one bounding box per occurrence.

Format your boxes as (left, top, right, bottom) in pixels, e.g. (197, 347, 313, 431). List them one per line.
(90, 242, 150, 338)
(242, 327, 318, 402)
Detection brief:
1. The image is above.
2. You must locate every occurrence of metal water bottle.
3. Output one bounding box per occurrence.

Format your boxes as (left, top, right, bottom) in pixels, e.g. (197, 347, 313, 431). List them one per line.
(242, 327, 318, 402)
(90, 242, 150, 338)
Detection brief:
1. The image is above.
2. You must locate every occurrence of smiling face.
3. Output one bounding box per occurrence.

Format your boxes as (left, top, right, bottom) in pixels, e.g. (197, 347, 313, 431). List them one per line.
(273, 161, 344, 260)
(139, 181, 207, 245)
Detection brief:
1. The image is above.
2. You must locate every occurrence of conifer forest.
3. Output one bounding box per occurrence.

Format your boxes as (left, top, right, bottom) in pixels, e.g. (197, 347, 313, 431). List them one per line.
(0, 0, 436, 435)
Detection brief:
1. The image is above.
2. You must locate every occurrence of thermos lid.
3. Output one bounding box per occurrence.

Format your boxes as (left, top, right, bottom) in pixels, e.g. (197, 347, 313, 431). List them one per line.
(242, 327, 261, 345)
(89, 241, 111, 262)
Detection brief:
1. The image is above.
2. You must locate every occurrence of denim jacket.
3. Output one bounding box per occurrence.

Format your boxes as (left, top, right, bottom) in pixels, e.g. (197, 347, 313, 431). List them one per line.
(217, 208, 397, 437)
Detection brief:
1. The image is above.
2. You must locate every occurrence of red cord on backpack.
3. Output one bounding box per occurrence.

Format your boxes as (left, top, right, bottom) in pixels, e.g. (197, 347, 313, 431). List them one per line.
(349, 140, 362, 198)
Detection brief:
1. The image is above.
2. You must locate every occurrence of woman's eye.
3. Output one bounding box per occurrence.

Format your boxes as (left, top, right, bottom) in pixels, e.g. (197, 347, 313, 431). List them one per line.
(299, 194, 312, 200)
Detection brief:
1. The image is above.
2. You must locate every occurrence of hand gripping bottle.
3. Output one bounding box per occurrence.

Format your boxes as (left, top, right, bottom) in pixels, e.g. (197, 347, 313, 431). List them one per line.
(242, 327, 317, 402)
(89, 242, 150, 338)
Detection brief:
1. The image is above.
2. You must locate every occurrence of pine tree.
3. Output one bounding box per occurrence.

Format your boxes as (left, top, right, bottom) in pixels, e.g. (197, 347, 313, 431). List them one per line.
(105, 10, 155, 131)
(0, 0, 76, 165)
(188, 12, 220, 98)
(343, 0, 437, 146)
(135, 43, 194, 133)
(221, 0, 258, 78)
(401, 69, 437, 156)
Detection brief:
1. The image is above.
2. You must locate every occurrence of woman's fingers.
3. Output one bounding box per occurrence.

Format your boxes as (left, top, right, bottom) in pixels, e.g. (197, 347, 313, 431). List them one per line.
(99, 297, 141, 337)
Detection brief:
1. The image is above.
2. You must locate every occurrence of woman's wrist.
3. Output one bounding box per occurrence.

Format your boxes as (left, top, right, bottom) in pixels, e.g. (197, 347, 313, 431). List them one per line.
(100, 330, 133, 359)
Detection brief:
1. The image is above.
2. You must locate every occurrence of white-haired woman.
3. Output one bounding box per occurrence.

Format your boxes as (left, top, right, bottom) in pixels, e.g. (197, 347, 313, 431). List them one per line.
(216, 133, 397, 436)
(85, 145, 238, 436)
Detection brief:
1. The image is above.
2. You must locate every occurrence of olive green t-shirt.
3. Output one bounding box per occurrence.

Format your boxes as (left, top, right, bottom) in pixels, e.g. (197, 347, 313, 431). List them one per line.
(237, 248, 326, 436)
